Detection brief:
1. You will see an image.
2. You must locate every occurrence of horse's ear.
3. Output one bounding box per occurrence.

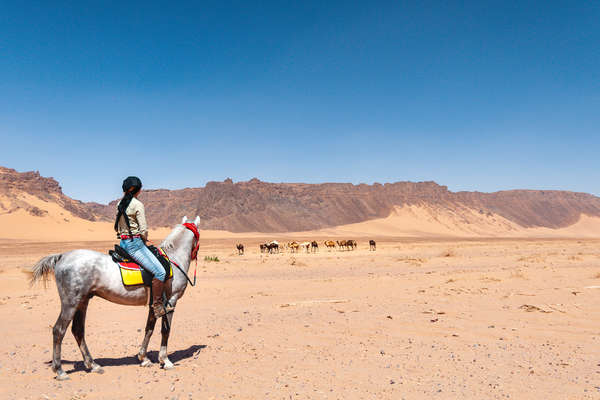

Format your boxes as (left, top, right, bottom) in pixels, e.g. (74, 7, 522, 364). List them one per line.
(181, 216, 187, 224)
(194, 216, 200, 227)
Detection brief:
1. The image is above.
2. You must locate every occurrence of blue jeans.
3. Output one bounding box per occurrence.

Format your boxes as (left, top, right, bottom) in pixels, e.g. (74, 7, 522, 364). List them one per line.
(120, 237, 166, 281)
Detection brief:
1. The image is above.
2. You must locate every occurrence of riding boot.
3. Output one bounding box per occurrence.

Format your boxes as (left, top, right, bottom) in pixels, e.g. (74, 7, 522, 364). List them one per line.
(151, 278, 167, 318)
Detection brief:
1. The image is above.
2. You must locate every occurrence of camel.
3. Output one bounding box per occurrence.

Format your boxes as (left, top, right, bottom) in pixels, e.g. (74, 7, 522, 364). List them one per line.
(236, 243, 244, 255)
(336, 240, 347, 251)
(299, 242, 311, 253)
(324, 240, 336, 250)
(369, 240, 376, 251)
(288, 241, 299, 253)
(311, 241, 318, 253)
(346, 240, 357, 250)
(266, 241, 279, 254)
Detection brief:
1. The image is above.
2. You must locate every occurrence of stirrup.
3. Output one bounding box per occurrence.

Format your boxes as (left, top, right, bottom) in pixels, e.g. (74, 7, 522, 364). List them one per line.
(152, 302, 174, 318)
(152, 302, 167, 318)
(164, 300, 175, 314)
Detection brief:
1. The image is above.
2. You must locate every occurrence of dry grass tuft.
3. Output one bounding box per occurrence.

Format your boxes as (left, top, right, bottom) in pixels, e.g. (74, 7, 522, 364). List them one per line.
(517, 255, 545, 263)
(397, 257, 426, 266)
(441, 249, 456, 257)
(289, 257, 307, 267)
(480, 276, 502, 282)
(510, 269, 528, 279)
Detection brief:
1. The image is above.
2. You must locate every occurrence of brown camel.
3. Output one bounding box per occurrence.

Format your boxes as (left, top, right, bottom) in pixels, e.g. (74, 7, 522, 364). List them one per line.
(288, 241, 300, 253)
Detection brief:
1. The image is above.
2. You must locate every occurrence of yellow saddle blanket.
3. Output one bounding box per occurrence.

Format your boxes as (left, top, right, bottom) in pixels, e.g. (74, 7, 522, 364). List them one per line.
(118, 248, 173, 286)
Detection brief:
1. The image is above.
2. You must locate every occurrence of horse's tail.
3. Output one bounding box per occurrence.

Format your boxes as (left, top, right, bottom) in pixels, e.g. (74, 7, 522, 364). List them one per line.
(30, 253, 62, 287)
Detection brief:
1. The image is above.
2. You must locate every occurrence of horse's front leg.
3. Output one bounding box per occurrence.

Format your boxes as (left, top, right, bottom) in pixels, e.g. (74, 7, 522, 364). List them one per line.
(158, 308, 176, 369)
(138, 307, 157, 367)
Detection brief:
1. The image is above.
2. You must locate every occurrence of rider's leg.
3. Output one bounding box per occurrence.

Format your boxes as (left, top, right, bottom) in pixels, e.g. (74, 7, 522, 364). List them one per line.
(121, 238, 170, 317)
(135, 245, 171, 317)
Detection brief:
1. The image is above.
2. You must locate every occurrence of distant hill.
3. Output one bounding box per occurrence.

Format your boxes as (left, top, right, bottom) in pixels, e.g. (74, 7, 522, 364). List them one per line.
(2, 166, 600, 234)
(0, 166, 100, 221)
(100, 178, 600, 233)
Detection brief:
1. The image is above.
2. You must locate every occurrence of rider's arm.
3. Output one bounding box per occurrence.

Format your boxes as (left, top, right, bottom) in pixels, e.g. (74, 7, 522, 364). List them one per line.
(136, 201, 149, 242)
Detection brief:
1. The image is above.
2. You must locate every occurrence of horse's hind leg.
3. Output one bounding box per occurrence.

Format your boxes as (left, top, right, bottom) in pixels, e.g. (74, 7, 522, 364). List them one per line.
(138, 307, 157, 367)
(52, 305, 77, 380)
(71, 298, 103, 374)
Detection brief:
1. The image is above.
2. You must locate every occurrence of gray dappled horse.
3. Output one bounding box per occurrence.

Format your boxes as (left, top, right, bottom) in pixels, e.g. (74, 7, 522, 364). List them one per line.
(30, 216, 200, 380)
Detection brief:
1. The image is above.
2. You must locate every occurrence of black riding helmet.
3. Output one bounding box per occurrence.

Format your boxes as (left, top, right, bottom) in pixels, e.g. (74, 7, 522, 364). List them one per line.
(122, 176, 142, 194)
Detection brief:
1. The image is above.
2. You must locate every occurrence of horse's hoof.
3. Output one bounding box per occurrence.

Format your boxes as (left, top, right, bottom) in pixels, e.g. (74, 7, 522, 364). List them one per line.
(140, 358, 153, 367)
(161, 360, 174, 370)
(91, 364, 104, 374)
(55, 372, 69, 381)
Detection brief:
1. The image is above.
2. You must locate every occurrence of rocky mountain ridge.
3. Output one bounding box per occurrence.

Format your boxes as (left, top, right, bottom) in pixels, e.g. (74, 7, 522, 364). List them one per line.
(102, 178, 600, 232)
(0, 167, 98, 221)
(3, 166, 600, 233)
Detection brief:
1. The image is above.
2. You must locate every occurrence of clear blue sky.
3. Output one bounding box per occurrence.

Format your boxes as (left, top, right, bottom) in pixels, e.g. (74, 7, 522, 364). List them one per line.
(1, 1, 598, 203)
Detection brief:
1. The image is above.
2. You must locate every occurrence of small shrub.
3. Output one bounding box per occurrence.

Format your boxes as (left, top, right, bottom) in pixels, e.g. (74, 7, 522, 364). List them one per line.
(289, 257, 306, 267)
(204, 255, 220, 262)
(510, 269, 527, 279)
(441, 249, 455, 257)
(396, 257, 426, 266)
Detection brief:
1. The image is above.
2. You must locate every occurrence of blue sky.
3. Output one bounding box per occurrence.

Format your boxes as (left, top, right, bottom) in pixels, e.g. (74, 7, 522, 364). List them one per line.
(1, 1, 598, 203)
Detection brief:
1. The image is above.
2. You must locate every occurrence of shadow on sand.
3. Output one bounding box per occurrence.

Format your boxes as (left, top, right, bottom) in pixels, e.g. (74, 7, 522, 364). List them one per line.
(51, 344, 207, 374)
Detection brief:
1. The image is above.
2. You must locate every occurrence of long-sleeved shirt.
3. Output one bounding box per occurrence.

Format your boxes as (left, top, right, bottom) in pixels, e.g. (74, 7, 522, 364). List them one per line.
(116, 197, 148, 240)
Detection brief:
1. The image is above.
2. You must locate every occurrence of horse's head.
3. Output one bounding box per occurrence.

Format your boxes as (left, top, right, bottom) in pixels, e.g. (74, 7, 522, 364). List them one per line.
(162, 216, 201, 261)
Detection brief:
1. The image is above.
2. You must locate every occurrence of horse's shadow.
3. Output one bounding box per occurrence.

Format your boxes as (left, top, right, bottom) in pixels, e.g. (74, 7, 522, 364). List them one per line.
(54, 344, 207, 374)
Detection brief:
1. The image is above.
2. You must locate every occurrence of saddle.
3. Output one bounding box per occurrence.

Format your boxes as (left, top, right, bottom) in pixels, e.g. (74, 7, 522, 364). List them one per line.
(109, 245, 173, 287)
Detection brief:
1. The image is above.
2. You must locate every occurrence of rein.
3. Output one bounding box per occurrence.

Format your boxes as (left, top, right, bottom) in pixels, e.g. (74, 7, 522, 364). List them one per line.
(163, 223, 199, 287)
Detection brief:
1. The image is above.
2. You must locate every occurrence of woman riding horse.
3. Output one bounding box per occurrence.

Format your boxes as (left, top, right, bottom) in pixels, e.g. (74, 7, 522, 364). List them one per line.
(115, 176, 173, 318)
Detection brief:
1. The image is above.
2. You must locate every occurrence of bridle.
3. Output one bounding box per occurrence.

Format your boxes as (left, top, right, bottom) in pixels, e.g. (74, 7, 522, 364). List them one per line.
(163, 223, 199, 287)
(182, 222, 200, 260)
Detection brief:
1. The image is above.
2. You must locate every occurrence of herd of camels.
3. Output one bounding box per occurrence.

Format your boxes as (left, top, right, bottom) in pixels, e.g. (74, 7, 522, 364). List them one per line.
(236, 239, 376, 255)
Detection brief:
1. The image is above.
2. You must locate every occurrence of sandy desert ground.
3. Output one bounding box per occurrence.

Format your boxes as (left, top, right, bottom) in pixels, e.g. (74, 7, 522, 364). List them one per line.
(1, 235, 600, 399)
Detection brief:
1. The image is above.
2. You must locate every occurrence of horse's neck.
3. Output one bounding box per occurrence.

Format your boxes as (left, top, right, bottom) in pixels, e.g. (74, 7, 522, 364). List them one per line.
(162, 235, 193, 271)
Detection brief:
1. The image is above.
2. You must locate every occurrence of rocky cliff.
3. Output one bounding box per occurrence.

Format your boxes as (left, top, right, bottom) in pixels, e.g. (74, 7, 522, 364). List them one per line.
(0, 166, 99, 221)
(3, 166, 600, 233)
(99, 178, 600, 232)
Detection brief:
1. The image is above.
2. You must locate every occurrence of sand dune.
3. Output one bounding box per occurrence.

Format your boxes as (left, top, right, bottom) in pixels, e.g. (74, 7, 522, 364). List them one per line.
(0, 193, 171, 241)
(2, 198, 598, 241)
(308, 205, 600, 238)
(309, 205, 522, 237)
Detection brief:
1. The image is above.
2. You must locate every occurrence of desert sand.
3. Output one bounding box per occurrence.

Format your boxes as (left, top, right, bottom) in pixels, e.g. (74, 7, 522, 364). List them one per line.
(1, 234, 600, 399)
(3, 203, 600, 242)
